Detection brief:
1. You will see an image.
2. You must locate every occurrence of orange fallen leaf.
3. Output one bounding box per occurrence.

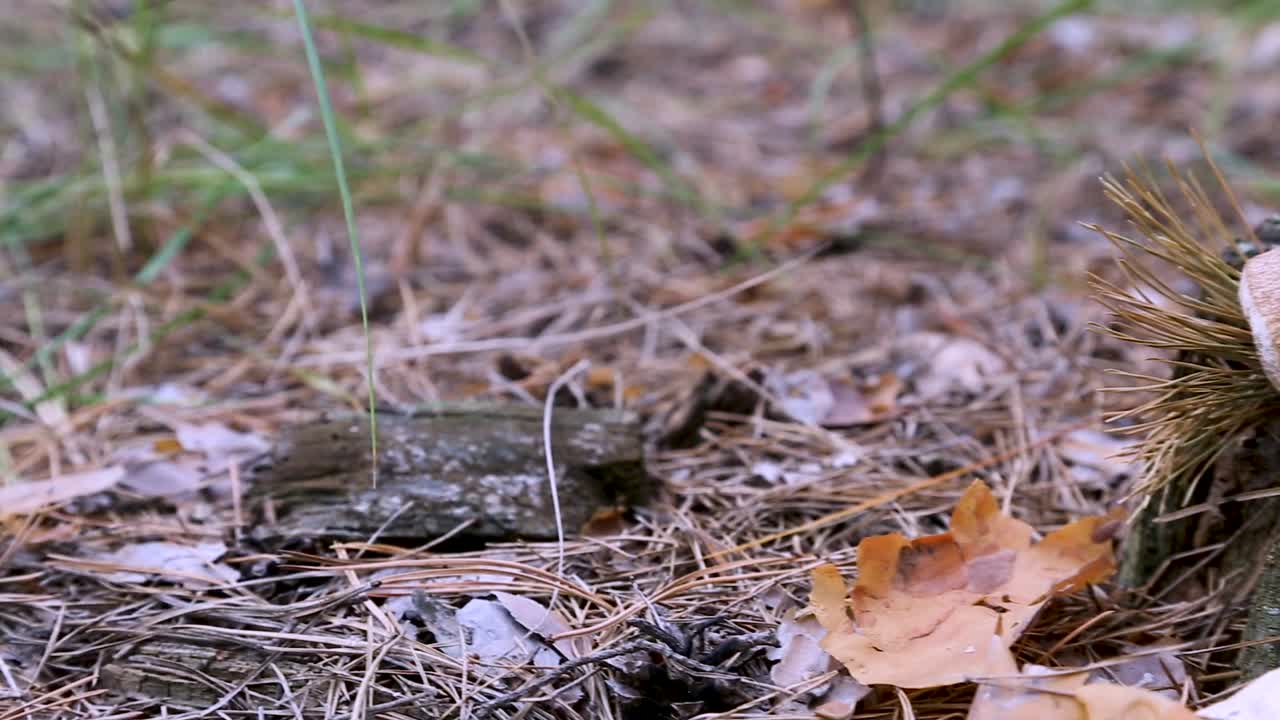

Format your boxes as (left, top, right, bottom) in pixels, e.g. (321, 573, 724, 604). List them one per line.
(585, 366, 619, 391)
(813, 675, 872, 719)
(1074, 684, 1198, 720)
(152, 437, 184, 455)
(583, 366, 644, 403)
(969, 665, 1199, 720)
(810, 480, 1123, 688)
(581, 507, 627, 537)
(812, 550, 1020, 688)
(810, 564, 854, 634)
(969, 665, 1089, 720)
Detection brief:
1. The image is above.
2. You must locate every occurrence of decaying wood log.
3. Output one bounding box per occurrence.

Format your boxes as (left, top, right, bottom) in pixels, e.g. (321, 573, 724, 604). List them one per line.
(1240, 541, 1280, 680)
(99, 640, 325, 710)
(250, 405, 651, 543)
(98, 638, 442, 715)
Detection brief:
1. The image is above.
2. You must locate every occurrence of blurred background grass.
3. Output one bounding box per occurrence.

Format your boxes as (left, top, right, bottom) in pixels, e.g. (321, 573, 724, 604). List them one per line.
(4, 0, 1280, 447)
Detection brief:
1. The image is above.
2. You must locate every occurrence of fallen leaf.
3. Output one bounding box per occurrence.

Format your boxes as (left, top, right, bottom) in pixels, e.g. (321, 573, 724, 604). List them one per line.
(457, 598, 561, 668)
(893, 333, 1007, 399)
(968, 664, 1089, 720)
(810, 481, 1122, 687)
(581, 507, 627, 537)
(1075, 683, 1198, 720)
(1089, 647, 1186, 700)
(822, 373, 901, 427)
(810, 564, 853, 634)
(152, 437, 184, 455)
(582, 365, 641, 403)
(119, 459, 203, 498)
(819, 381, 860, 425)
(1199, 666, 1280, 720)
(176, 422, 270, 468)
(828, 445, 864, 468)
(813, 674, 872, 719)
(766, 369, 900, 427)
(1057, 430, 1137, 485)
(494, 591, 589, 660)
(969, 665, 1198, 720)
(92, 541, 238, 586)
(404, 592, 464, 654)
(0, 466, 125, 517)
(767, 609, 833, 687)
(767, 369, 834, 424)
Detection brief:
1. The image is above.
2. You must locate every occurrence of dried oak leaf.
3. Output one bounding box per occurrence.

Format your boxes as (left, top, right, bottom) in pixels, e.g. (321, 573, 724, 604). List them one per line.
(810, 480, 1123, 688)
(1073, 684, 1198, 720)
(969, 664, 1089, 719)
(969, 665, 1199, 720)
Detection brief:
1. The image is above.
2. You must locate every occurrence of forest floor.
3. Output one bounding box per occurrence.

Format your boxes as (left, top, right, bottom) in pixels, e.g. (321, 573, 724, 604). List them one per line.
(4, 1, 1280, 718)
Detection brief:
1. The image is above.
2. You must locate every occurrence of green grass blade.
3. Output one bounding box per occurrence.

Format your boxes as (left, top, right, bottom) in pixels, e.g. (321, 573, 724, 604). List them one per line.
(310, 14, 484, 63)
(553, 87, 704, 214)
(0, 184, 231, 402)
(8, 204, 267, 419)
(291, 0, 379, 485)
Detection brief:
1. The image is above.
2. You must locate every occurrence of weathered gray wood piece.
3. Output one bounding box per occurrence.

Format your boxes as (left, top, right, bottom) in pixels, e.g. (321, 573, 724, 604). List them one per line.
(251, 405, 651, 542)
(99, 640, 326, 710)
(1241, 542, 1280, 680)
(98, 638, 444, 715)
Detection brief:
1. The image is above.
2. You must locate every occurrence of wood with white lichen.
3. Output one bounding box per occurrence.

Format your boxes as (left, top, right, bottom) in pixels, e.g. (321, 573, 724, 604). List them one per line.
(99, 638, 442, 716)
(1237, 248, 1280, 680)
(250, 404, 651, 543)
(100, 641, 327, 710)
(1240, 543, 1280, 680)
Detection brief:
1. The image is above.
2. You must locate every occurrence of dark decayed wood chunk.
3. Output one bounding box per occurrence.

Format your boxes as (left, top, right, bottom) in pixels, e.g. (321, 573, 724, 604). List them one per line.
(250, 405, 650, 543)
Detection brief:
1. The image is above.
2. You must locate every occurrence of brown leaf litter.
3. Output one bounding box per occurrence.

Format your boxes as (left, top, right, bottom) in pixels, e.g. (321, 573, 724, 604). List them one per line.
(810, 480, 1123, 688)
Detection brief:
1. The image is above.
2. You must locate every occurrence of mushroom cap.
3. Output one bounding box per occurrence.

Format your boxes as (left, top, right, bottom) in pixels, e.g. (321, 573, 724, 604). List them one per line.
(1239, 247, 1280, 392)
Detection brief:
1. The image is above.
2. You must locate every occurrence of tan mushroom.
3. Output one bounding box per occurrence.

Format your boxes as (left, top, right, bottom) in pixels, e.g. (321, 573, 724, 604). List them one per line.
(1239, 247, 1280, 392)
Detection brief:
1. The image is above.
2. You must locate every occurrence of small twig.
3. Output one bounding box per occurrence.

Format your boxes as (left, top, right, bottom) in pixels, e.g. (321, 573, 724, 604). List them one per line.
(700, 631, 778, 667)
(0, 655, 19, 699)
(686, 615, 730, 641)
(631, 613, 735, 659)
(473, 641, 647, 717)
(540, 358, 591, 632)
(474, 614, 773, 718)
(843, 0, 885, 181)
(634, 639, 743, 678)
(629, 618, 686, 654)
